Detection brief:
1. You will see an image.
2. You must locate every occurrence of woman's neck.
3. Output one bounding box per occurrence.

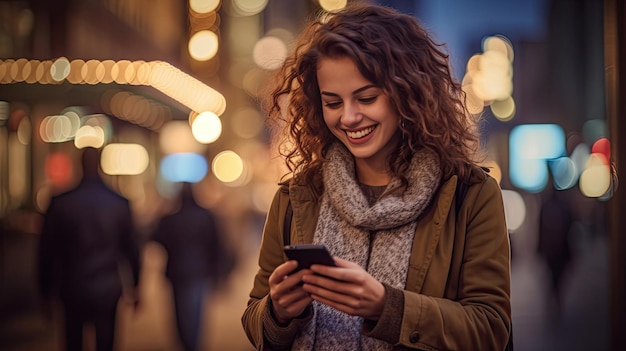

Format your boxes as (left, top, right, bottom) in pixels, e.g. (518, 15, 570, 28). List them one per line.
(355, 159, 391, 186)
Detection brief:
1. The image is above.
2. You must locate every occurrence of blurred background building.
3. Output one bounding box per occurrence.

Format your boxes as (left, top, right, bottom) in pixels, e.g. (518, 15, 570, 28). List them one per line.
(0, 0, 624, 350)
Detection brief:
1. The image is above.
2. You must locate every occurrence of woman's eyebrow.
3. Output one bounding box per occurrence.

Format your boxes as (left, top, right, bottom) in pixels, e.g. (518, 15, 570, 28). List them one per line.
(320, 84, 378, 97)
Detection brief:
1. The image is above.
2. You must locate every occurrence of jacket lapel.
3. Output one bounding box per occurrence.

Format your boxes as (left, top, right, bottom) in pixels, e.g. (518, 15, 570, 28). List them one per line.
(405, 177, 457, 292)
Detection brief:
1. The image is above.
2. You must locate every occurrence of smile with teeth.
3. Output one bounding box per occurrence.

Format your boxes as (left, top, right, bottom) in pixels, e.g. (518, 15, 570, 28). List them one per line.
(346, 126, 376, 139)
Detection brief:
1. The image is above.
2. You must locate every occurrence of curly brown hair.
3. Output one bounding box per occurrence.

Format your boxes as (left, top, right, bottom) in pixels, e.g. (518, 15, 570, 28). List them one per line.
(264, 2, 482, 197)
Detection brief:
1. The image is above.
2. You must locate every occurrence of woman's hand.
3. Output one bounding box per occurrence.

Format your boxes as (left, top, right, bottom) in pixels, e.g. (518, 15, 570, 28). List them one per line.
(268, 260, 314, 324)
(301, 257, 386, 320)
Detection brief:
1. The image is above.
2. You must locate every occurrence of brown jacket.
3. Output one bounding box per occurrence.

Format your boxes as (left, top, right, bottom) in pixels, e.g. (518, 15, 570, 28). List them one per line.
(242, 168, 511, 350)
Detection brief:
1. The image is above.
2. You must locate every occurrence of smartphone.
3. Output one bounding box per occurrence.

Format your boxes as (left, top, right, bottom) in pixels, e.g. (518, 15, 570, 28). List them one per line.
(283, 244, 336, 270)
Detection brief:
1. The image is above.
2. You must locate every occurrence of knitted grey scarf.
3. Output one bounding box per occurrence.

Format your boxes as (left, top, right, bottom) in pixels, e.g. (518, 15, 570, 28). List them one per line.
(292, 143, 441, 350)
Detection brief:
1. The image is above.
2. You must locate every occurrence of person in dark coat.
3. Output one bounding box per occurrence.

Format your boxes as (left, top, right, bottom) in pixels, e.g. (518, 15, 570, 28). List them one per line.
(38, 147, 141, 351)
(152, 182, 229, 351)
(538, 187, 573, 320)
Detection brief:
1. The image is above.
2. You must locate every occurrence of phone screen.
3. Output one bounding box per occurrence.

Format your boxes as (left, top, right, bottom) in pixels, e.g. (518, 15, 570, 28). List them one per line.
(283, 244, 336, 270)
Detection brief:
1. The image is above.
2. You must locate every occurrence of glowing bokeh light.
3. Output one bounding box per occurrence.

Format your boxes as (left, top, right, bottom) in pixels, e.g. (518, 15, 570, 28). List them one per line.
(319, 0, 348, 12)
(190, 0, 220, 13)
(40, 115, 73, 143)
(45, 152, 73, 186)
(50, 57, 71, 81)
(548, 157, 577, 190)
(149, 61, 226, 116)
(189, 30, 219, 61)
(74, 125, 105, 149)
(101, 143, 150, 176)
(3, 58, 225, 118)
(462, 35, 515, 118)
(591, 137, 610, 164)
(483, 35, 514, 62)
(212, 150, 244, 183)
(81, 114, 113, 143)
(160, 153, 208, 183)
(501, 189, 526, 232)
(67, 59, 85, 84)
(191, 111, 222, 144)
(579, 154, 611, 197)
(490, 96, 516, 121)
(509, 124, 566, 193)
(510, 124, 566, 160)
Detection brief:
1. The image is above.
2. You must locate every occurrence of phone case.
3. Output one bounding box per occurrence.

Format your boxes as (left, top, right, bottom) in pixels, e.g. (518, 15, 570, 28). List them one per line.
(283, 244, 336, 270)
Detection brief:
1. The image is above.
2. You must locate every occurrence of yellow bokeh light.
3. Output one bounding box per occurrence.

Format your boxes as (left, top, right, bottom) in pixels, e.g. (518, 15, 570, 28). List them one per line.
(483, 35, 514, 63)
(112, 60, 131, 84)
(0, 60, 12, 83)
(22, 60, 37, 83)
(36, 60, 53, 84)
(50, 57, 71, 82)
(189, 30, 219, 61)
(67, 59, 85, 84)
(149, 61, 226, 116)
(40, 115, 76, 143)
(471, 70, 512, 102)
(101, 143, 150, 176)
(101, 60, 116, 84)
(74, 125, 105, 149)
(11, 58, 28, 82)
(190, 0, 220, 13)
(191, 111, 222, 144)
(466, 54, 481, 74)
(490, 96, 516, 121)
(319, 0, 348, 12)
(212, 150, 244, 183)
(579, 157, 610, 197)
(81, 59, 103, 85)
(134, 61, 152, 85)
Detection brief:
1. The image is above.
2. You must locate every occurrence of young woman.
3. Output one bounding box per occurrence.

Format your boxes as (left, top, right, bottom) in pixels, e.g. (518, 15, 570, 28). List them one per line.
(242, 3, 511, 350)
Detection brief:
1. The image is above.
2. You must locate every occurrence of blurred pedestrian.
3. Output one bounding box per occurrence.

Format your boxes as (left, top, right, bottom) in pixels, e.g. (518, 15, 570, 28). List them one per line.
(538, 187, 573, 320)
(38, 147, 141, 351)
(152, 182, 231, 351)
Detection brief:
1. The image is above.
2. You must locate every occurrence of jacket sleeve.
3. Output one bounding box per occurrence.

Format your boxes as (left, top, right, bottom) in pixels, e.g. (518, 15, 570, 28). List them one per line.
(366, 176, 511, 350)
(241, 186, 311, 350)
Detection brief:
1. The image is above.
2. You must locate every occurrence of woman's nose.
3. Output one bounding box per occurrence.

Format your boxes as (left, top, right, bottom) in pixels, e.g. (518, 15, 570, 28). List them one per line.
(341, 102, 363, 126)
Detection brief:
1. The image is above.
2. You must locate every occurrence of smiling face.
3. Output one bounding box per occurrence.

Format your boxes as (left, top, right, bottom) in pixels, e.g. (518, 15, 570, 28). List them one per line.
(317, 56, 401, 181)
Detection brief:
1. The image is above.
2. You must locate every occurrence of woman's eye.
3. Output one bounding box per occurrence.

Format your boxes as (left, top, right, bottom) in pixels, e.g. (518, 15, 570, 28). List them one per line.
(359, 96, 377, 104)
(324, 101, 342, 109)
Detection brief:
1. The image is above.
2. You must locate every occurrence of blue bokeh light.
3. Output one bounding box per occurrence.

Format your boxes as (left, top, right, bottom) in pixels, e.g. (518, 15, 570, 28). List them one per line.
(159, 153, 208, 183)
(509, 124, 566, 193)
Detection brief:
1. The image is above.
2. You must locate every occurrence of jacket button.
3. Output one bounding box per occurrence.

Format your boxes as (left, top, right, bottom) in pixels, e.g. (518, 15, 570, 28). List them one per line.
(409, 331, 420, 343)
